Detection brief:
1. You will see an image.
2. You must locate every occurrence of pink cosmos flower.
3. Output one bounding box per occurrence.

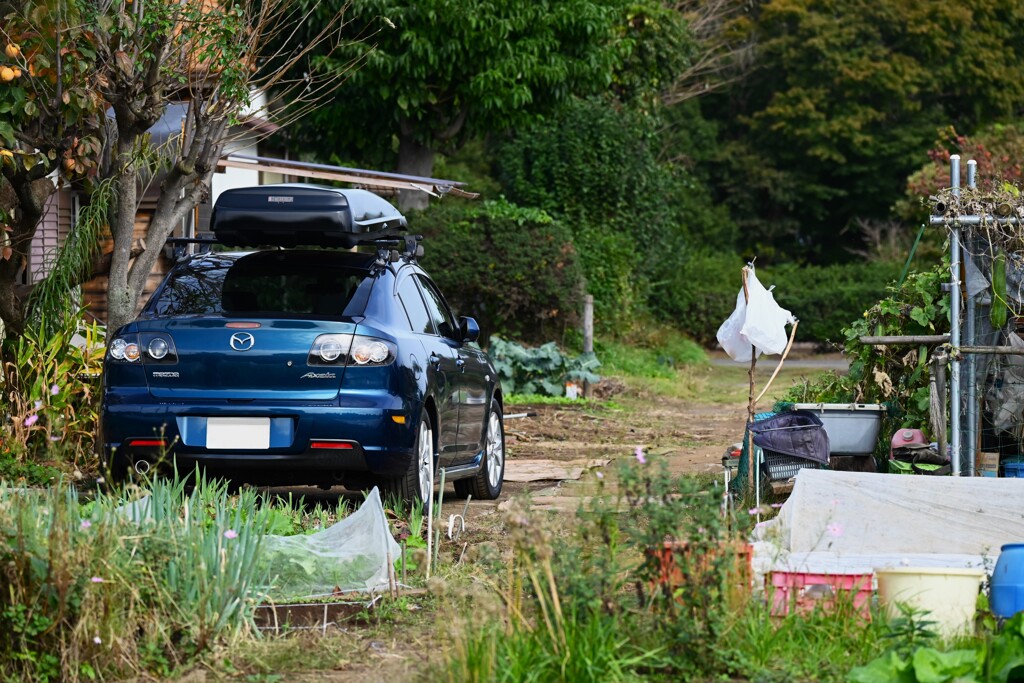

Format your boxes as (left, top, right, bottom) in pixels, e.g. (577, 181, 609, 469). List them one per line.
(634, 446, 646, 465)
(223, 529, 238, 540)
(23, 414, 38, 427)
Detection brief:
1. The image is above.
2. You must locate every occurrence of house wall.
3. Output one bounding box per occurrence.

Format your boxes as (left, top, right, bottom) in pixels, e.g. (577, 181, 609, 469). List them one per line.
(27, 185, 73, 285)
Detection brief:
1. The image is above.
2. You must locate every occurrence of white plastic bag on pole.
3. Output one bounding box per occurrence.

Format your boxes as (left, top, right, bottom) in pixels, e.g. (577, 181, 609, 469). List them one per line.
(716, 267, 794, 361)
(716, 289, 757, 362)
(740, 270, 793, 356)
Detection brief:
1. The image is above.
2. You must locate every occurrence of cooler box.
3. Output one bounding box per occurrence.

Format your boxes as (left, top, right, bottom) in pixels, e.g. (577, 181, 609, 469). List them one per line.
(791, 403, 886, 456)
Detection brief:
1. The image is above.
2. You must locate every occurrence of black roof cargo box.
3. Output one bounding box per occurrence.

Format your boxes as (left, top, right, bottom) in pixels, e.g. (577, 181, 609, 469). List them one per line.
(211, 184, 408, 248)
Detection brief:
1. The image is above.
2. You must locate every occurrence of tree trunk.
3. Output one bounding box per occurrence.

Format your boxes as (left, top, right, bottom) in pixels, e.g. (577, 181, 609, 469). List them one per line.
(105, 135, 142, 334)
(396, 133, 436, 213)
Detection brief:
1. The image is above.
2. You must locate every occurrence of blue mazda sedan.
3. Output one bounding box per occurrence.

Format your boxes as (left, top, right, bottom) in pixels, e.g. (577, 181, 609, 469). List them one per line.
(100, 184, 505, 502)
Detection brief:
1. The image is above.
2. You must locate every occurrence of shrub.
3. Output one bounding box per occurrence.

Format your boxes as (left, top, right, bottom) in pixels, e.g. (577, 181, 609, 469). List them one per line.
(413, 198, 585, 344)
(662, 252, 903, 346)
(492, 96, 735, 331)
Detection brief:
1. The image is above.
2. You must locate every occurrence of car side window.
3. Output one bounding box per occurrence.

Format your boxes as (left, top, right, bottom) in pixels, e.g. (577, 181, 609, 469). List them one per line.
(397, 275, 434, 334)
(416, 275, 458, 339)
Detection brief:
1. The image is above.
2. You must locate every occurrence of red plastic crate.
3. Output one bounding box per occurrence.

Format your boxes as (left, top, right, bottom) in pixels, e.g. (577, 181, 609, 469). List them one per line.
(768, 570, 873, 618)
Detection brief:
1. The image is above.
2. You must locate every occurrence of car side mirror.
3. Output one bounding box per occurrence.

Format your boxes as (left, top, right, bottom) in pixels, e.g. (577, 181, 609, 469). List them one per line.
(459, 316, 480, 343)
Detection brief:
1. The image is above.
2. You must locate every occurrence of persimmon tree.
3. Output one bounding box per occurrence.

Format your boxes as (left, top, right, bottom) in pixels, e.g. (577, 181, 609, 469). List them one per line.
(0, 0, 348, 337)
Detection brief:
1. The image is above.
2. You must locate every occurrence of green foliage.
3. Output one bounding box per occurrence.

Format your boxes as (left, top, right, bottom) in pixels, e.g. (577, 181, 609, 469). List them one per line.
(294, 0, 631, 167)
(848, 610, 1024, 682)
(414, 198, 585, 343)
(494, 96, 734, 329)
(596, 329, 706, 379)
(665, 253, 902, 345)
(488, 336, 600, 397)
(783, 262, 951, 456)
(0, 476, 271, 682)
(619, 457, 753, 676)
(707, 0, 1024, 258)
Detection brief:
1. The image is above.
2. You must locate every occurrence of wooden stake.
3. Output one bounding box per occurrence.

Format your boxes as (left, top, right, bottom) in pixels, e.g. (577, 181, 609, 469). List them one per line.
(742, 266, 758, 495)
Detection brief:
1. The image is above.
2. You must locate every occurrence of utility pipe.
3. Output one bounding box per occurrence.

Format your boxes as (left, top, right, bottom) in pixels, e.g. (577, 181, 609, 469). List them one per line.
(964, 159, 977, 476)
(949, 155, 962, 476)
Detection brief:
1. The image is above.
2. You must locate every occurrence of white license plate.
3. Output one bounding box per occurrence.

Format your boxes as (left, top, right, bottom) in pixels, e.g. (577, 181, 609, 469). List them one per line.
(206, 417, 271, 450)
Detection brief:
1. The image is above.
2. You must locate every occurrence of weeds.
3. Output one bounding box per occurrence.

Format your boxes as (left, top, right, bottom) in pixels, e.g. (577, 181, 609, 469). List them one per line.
(0, 474, 270, 682)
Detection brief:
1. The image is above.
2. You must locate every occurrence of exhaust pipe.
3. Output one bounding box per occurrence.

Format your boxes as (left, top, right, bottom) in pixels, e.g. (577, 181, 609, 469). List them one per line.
(134, 459, 151, 475)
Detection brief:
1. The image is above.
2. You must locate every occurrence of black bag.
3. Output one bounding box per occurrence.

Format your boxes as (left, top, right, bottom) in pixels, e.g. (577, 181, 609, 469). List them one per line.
(748, 410, 830, 466)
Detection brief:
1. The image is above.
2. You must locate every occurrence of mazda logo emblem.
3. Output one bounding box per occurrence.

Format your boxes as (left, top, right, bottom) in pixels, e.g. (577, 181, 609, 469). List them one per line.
(229, 332, 255, 351)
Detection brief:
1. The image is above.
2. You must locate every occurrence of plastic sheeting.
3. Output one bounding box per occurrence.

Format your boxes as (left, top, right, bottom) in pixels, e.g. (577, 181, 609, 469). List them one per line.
(260, 487, 401, 600)
(117, 487, 401, 601)
(753, 469, 1024, 578)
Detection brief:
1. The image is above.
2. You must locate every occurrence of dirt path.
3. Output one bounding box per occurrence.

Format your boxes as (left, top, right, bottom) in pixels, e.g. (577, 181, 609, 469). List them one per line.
(458, 353, 845, 517)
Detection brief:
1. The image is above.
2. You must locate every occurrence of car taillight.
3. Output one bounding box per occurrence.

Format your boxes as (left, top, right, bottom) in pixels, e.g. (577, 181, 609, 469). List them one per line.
(108, 333, 178, 364)
(308, 334, 396, 366)
(108, 335, 141, 363)
(140, 333, 178, 364)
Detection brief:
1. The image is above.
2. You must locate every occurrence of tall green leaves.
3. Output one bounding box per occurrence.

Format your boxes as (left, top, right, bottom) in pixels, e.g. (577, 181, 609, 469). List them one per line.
(27, 177, 114, 327)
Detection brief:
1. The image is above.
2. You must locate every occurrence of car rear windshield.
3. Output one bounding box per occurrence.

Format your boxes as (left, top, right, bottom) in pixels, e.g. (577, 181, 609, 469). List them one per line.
(148, 251, 373, 318)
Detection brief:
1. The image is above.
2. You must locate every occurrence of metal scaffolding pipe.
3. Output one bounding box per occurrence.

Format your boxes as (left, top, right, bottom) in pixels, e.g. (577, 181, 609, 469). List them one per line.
(930, 215, 1020, 226)
(949, 155, 962, 476)
(965, 159, 977, 476)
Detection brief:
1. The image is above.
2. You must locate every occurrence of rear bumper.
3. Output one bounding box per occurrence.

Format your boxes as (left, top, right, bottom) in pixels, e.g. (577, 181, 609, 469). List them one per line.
(101, 389, 420, 479)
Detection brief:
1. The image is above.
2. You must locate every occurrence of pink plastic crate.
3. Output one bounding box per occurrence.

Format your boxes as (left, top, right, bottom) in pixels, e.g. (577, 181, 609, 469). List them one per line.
(768, 571, 873, 618)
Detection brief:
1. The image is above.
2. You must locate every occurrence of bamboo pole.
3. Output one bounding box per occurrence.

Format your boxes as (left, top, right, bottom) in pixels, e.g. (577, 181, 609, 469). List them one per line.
(742, 266, 757, 495)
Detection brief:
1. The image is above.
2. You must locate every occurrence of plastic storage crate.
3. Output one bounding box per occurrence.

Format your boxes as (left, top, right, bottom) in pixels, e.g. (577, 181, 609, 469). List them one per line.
(768, 570, 873, 618)
(762, 448, 826, 482)
(790, 403, 885, 455)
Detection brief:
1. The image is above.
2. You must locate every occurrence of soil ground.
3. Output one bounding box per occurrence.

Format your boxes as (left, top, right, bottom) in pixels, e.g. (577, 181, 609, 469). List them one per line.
(202, 352, 846, 682)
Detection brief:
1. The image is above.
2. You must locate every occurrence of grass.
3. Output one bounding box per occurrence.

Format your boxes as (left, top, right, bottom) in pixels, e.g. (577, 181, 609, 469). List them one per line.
(596, 330, 706, 380)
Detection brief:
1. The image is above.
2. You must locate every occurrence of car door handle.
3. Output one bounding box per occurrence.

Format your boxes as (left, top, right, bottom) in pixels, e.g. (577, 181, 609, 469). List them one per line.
(456, 358, 466, 371)
(429, 354, 441, 368)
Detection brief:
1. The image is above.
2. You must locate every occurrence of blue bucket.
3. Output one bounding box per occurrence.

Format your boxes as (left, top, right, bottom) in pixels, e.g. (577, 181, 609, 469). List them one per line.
(992, 544, 1024, 618)
(1004, 461, 1024, 478)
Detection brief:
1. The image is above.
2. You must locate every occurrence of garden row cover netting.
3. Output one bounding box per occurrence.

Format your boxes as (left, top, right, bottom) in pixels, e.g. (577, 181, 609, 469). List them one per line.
(120, 487, 401, 600)
(752, 469, 1024, 579)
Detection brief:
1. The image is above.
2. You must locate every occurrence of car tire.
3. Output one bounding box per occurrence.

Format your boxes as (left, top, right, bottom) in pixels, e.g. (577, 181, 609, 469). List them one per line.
(386, 409, 436, 504)
(454, 399, 504, 500)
